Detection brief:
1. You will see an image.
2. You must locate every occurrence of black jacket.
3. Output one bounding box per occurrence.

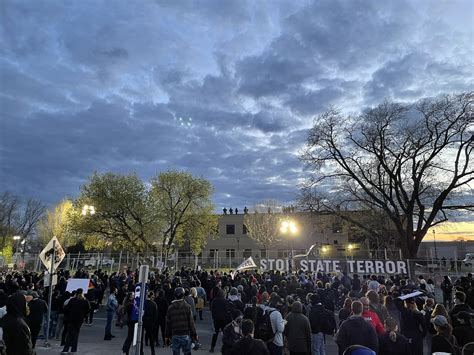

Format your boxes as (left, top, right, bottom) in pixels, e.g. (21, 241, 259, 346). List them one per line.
(222, 322, 242, 355)
(379, 331, 412, 355)
(211, 296, 230, 322)
(335, 316, 378, 355)
(27, 298, 48, 328)
(231, 336, 269, 355)
(308, 303, 325, 333)
(142, 299, 158, 326)
(64, 297, 90, 327)
(0, 293, 34, 355)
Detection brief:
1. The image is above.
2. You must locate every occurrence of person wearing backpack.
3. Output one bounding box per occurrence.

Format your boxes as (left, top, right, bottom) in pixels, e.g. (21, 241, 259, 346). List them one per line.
(265, 293, 285, 355)
(284, 301, 311, 355)
(431, 315, 461, 355)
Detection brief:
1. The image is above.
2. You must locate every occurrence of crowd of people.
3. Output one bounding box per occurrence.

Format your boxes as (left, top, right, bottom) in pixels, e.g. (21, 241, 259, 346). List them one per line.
(0, 266, 473, 355)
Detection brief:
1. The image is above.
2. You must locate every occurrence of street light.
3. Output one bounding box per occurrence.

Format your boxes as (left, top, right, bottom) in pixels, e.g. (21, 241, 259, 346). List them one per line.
(280, 220, 298, 273)
(347, 243, 354, 260)
(82, 204, 96, 216)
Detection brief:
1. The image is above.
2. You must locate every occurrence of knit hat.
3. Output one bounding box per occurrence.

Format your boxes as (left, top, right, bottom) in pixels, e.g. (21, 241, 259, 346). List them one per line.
(432, 315, 449, 327)
(230, 287, 238, 296)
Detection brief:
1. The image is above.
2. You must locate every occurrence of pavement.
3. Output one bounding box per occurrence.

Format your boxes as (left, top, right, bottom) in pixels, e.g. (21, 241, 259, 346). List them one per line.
(35, 306, 340, 355)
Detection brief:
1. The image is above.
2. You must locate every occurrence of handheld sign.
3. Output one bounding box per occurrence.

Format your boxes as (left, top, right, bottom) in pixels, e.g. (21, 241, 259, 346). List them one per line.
(39, 237, 65, 271)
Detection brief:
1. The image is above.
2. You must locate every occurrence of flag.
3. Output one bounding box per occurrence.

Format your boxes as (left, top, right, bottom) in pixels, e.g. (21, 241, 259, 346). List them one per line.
(236, 257, 257, 271)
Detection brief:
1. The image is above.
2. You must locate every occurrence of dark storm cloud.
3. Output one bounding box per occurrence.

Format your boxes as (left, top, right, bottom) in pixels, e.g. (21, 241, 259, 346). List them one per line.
(0, 0, 472, 212)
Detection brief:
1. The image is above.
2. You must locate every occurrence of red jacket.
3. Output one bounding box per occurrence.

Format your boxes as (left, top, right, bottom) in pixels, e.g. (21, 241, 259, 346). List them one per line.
(362, 309, 384, 334)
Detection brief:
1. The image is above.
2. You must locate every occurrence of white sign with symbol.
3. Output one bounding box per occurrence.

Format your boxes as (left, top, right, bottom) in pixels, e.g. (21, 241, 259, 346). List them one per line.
(39, 236, 65, 271)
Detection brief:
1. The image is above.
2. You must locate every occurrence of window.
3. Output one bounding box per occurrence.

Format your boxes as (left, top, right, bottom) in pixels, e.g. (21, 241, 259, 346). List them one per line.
(277, 249, 288, 258)
(333, 240, 338, 245)
(209, 249, 218, 258)
(260, 249, 267, 258)
(243, 224, 248, 234)
(226, 224, 235, 234)
(226, 249, 235, 258)
(243, 249, 252, 258)
(332, 222, 342, 233)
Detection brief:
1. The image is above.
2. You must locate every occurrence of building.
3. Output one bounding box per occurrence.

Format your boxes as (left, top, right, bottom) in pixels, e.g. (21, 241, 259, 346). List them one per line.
(200, 209, 388, 268)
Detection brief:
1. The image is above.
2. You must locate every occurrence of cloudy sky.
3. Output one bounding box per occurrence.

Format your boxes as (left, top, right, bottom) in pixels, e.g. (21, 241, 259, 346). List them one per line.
(1, 0, 473, 215)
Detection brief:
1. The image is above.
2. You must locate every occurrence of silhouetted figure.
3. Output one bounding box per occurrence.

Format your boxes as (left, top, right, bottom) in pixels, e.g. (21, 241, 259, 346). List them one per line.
(235, 208, 238, 214)
(229, 208, 233, 214)
(223, 208, 227, 215)
(244, 207, 248, 214)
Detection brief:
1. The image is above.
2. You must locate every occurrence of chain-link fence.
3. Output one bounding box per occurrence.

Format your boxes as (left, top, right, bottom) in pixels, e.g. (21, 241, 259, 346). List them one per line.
(2, 251, 473, 278)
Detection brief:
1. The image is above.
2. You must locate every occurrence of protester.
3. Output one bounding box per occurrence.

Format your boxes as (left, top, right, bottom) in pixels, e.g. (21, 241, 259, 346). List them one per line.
(450, 291, 473, 326)
(397, 295, 426, 355)
(335, 300, 378, 355)
(61, 288, 90, 354)
(308, 293, 330, 355)
(141, 291, 158, 355)
(284, 301, 311, 355)
(210, 289, 231, 352)
(26, 290, 48, 348)
(231, 319, 269, 355)
(452, 311, 474, 348)
(154, 290, 168, 347)
(441, 275, 454, 309)
(0, 292, 34, 355)
(165, 287, 198, 355)
(121, 292, 136, 355)
(266, 293, 286, 355)
(222, 310, 243, 355)
(104, 287, 118, 340)
(431, 315, 460, 354)
(378, 317, 411, 355)
(361, 297, 385, 335)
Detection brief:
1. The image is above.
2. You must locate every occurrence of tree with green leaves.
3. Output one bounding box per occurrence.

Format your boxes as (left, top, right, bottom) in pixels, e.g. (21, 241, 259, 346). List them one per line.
(150, 170, 217, 258)
(70, 172, 160, 251)
(37, 199, 76, 248)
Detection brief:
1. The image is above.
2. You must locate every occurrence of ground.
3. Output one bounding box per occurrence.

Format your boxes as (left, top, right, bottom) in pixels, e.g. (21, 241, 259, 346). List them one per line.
(35, 306, 340, 355)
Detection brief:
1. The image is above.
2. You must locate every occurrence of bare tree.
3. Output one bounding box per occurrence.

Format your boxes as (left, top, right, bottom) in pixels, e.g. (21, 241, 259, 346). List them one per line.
(301, 92, 473, 258)
(0, 192, 46, 249)
(243, 200, 283, 253)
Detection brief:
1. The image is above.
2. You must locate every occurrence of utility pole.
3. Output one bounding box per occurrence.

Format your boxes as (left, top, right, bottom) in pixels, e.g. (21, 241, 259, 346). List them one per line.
(433, 229, 439, 261)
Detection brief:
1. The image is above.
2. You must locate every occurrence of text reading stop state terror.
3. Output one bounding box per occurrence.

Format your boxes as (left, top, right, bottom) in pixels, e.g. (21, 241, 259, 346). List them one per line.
(260, 259, 408, 274)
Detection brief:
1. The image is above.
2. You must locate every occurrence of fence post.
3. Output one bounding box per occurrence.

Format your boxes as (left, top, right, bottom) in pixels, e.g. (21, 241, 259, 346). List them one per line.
(77, 251, 81, 270)
(117, 251, 122, 273)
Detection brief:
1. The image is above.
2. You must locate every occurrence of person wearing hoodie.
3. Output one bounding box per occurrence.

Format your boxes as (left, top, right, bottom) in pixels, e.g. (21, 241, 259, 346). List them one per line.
(231, 319, 269, 355)
(165, 287, 198, 355)
(26, 290, 47, 348)
(221, 310, 243, 355)
(284, 301, 311, 355)
(0, 292, 34, 355)
(378, 317, 412, 355)
(335, 300, 378, 355)
(228, 287, 244, 313)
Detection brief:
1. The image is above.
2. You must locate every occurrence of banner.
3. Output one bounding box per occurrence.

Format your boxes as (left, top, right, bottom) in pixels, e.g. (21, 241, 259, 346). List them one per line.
(236, 256, 257, 271)
(260, 258, 408, 275)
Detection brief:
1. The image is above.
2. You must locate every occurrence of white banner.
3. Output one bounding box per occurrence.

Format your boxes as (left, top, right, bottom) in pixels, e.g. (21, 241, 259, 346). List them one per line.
(260, 258, 408, 275)
(236, 256, 257, 271)
(65, 278, 90, 293)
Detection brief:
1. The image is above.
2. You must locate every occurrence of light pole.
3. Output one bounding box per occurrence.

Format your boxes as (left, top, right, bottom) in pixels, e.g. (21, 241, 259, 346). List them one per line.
(433, 229, 438, 261)
(280, 220, 298, 273)
(13, 236, 21, 265)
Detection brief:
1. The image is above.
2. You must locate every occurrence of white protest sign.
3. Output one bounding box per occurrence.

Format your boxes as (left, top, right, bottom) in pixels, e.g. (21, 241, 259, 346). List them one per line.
(65, 278, 90, 293)
(43, 271, 58, 287)
(39, 236, 65, 271)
